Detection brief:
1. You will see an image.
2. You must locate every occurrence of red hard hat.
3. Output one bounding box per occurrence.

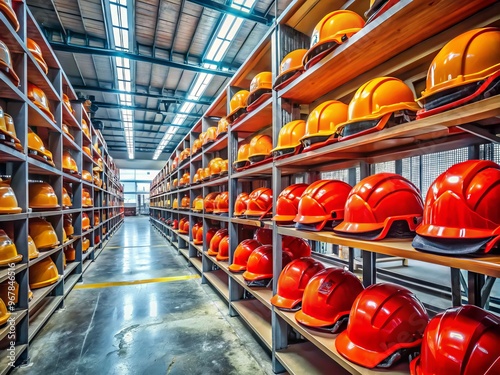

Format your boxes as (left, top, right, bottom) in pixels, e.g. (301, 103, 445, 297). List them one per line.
(213, 191, 229, 214)
(242, 245, 292, 286)
(272, 183, 309, 225)
(282, 236, 311, 259)
(253, 228, 272, 245)
(271, 257, 325, 311)
(410, 305, 500, 375)
(216, 236, 230, 261)
(334, 173, 423, 240)
(205, 227, 218, 245)
(295, 268, 364, 332)
(413, 160, 500, 254)
(234, 192, 250, 216)
(294, 180, 351, 231)
(336, 283, 429, 369)
(245, 187, 273, 218)
(228, 239, 261, 273)
(172, 219, 179, 230)
(208, 228, 228, 256)
(191, 222, 202, 239)
(193, 226, 203, 245)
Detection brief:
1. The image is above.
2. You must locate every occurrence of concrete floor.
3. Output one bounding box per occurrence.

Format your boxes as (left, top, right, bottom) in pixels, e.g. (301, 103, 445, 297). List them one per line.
(14, 217, 274, 375)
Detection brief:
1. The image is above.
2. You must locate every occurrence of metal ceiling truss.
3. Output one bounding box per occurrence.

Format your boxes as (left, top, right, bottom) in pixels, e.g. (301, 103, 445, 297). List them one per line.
(92, 102, 204, 117)
(72, 86, 212, 106)
(188, 0, 274, 25)
(93, 118, 192, 129)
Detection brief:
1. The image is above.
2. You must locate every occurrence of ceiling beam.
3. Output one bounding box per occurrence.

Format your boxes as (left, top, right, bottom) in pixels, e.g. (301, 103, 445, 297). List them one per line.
(92, 102, 203, 117)
(93, 118, 192, 128)
(73, 85, 212, 106)
(49, 42, 234, 77)
(188, 0, 273, 25)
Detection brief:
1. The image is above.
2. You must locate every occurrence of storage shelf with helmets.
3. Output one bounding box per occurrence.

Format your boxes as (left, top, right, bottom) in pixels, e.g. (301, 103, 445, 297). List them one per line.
(0, 2, 124, 370)
(150, 0, 500, 374)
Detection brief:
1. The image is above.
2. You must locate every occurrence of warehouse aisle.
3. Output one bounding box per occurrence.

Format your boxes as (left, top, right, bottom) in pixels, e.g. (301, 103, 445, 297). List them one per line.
(14, 217, 273, 375)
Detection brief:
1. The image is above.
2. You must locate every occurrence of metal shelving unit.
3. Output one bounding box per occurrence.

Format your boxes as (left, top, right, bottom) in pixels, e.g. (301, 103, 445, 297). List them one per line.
(150, 0, 500, 374)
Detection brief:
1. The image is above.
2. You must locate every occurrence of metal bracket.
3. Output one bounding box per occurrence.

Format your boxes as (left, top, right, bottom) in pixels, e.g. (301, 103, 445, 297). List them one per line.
(457, 124, 500, 144)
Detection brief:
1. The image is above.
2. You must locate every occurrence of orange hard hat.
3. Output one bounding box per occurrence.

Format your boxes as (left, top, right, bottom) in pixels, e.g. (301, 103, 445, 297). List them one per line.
(272, 120, 306, 158)
(216, 236, 230, 261)
(417, 28, 500, 119)
(209, 157, 224, 177)
(193, 226, 204, 245)
(0, 180, 22, 214)
(413, 160, 500, 255)
(192, 195, 203, 212)
(29, 256, 60, 289)
(199, 131, 207, 146)
(181, 195, 190, 209)
(0, 0, 20, 31)
(0, 297, 11, 325)
(62, 187, 72, 208)
(93, 212, 100, 226)
(248, 134, 273, 164)
(29, 218, 60, 249)
(245, 187, 273, 218)
(81, 119, 90, 139)
(253, 228, 273, 245)
(228, 239, 261, 273)
(272, 183, 308, 225)
(28, 83, 55, 122)
(304, 10, 365, 70)
(216, 117, 229, 138)
(27, 128, 54, 166)
(338, 77, 420, 140)
(208, 228, 228, 256)
(93, 172, 102, 188)
(294, 180, 351, 231)
(28, 235, 39, 260)
(295, 267, 364, 332)
(248, 71, 272, 108)
(62, 123, 74, 141)
(271, 257, 325, 311)
(204, 127, 217, 145)
(336, 283, 428, 369)
(64, 214, 74, 237)
(192, 139, 202, 155)
(205, 227, 218, 246)
(82, 188, 93, 207)
(202, 167, 210, 181)
(172, 198, 179, 209)
(64, 245, 76, 262)
(0, 40, 19, 86)
(178, 218, 188, 234)
(0, 110, 22, 151)
(243, 245, 293, 286)
(82, 237, 90, 252)
(172, 156, 179, 171)
(228, 90, 250, 123)
(63, 151, 79, 174)
(410, 305, 500, 375)
(191, 222, 202, 240)
(233, 192, 250, 217)
(172, 178, 178, 189)
(213, 191, 229, 214)
(282, 236, 312, 259)
(29, 182, 59, 209)
(27, 38, 48, 74)
(82, 169, 92, 182)
(203, 192, 220, 213)
(233, 143, 250, 170)
(274, 49, 308, 90)
(220, 159, 228, 175)
(62, 94, 74, 114)
(0, 229, 22, 265)
(300, 100, 348, 150)
(82, 212, 90, 230)
(334, 173, 423, 240)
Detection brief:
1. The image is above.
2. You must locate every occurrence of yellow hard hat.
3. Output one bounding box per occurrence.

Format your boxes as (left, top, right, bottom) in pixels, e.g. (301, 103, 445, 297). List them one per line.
(248, 72, 272, 108)
(0, 229, 22, 265)
(62, 187, 72, 208)
(28, 235, 39, 260)
(228, 90, 250, 123)
(0, 280, 18, 305)
(0, 180, 22, 214)
(29, 256, 60, 289)
(28, 128, 54, 166)
(27, 38, 48, 74)
(0, 40, 19, 86)
(29, 218, 60, 250)
(0, 297, 11, 326)
(272, 120, 306, 158)
(274, 49, 308, 90)
(63, 151, 79, 174)
(0, 107, 22, 151)
(28, 83, 55, 122)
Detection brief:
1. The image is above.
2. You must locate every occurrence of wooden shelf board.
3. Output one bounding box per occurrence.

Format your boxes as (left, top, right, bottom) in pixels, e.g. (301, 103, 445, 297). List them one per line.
(28, 295, 63, 342)
(63, 273, 81, 297)
(27, 157, 60, 176)
(63, 261, 79, 279)
(231, 162, 273, 179)
(29, 277, 62, 311)
(198, 175, 229, 189)
(202, 134, 228, 154)
(275, 97, 500, 170)
(26, 57, 60, 101)
(82, 258, 93, 273)
(0, 310, 27, 342)
(29, 245, 63, 267)
(62, 104, 80, 128)
(278, 227, 500, 278)
(279, 0, 496, 103)
(178, 232, 190, 244)
(231, 299, 273, 350)
(62, 132, 79, 150)
(231, 97, 273, 134)
(0, 264, 27, 284)
(0, 12, 25, 53)
(0, 344, 27, 375)
(191, 242, 203, 254)
(190, 256, 203, 273)
(28, 102, 58, 131)
(28, 208, 63, 218)
(231, 273, 273, 310)
(0, 143, 26, 163)
(276, 341, 351, 375)
(204, 252, 231, 275)
(230, 217, 273, 229)
(179, 248, 189, 260)
(204, 269, 229, 302)
(204, 214, 229, 223)
(275, 309, 408, 375)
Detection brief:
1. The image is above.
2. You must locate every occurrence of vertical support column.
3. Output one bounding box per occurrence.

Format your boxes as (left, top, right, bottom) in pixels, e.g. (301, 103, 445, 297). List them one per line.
(467, 272, 485, 307)
(450, 268, 462, 307)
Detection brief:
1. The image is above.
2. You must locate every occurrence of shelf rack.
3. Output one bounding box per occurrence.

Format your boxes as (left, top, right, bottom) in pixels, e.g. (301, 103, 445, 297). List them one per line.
(150, 0, 500, 374)
(0, 3, 124, 371)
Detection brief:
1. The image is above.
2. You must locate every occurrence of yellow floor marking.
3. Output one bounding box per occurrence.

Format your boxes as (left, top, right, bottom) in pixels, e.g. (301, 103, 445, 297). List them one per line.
(74, 274, 200, 290)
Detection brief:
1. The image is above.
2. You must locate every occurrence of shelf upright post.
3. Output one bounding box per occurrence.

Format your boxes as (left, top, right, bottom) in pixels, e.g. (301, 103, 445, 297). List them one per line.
(359, 161, 376, 287)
